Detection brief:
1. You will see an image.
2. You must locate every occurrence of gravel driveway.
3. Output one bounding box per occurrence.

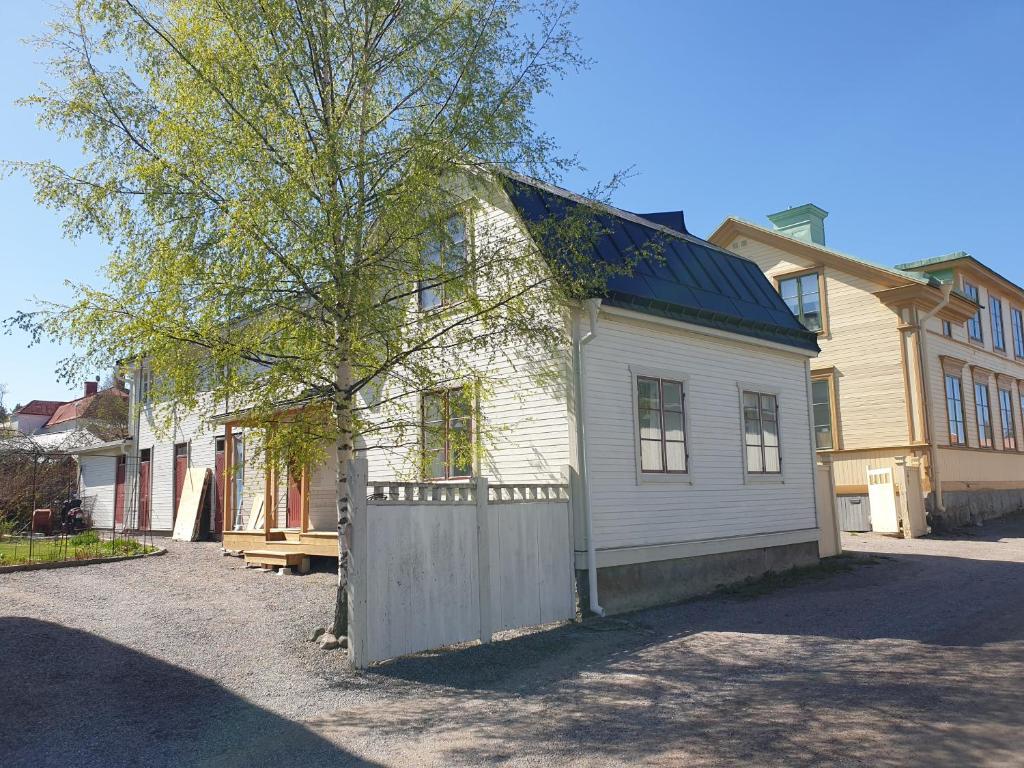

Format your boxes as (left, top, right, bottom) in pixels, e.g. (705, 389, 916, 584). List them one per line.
(2, 518, 1024, 767)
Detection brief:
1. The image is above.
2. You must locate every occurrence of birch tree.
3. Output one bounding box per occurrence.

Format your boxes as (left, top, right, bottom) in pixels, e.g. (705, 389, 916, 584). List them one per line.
(10, 0, 633, 636)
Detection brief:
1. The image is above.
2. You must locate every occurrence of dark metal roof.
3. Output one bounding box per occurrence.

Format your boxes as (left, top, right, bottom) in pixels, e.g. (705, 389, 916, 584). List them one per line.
(502, 175, 820, 352)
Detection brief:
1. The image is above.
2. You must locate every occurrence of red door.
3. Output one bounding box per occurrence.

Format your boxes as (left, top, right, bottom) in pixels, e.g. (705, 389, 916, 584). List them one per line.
(138, 449, 151, 529)
(173, 443, 188, 524)
(286, 464, 302, 528)
(213, 437, 225, 534)
(113, 455, 126, 527)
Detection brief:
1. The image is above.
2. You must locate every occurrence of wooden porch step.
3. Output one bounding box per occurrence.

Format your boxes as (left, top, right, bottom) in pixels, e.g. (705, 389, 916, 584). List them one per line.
(243, 549, 305, 568)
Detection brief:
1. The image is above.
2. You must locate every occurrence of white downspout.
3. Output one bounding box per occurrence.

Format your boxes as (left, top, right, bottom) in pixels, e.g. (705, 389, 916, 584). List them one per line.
(575, 298, 604, 617)
(917, 283, 954, 517)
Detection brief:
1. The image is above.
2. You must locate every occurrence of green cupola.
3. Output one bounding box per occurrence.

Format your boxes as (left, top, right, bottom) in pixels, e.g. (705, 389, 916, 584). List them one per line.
(767, 203, 829, 246)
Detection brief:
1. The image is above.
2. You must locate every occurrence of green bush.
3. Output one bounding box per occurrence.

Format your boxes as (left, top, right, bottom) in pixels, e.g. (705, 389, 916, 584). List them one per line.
(70, 530, 100, 547)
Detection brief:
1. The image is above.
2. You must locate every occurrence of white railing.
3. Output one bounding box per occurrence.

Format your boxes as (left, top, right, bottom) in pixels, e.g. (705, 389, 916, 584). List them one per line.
(366, 480, 569, 505)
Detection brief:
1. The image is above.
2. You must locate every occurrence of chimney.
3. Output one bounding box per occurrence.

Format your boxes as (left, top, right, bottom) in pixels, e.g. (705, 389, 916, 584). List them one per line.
(767, 203, 828, 246)
(85, 380, 99, 397)
(638, 210, 687, 235)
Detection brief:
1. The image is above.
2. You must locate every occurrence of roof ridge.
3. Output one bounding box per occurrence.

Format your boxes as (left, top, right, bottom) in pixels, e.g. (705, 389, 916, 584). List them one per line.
(499, 169, 764, 267)
(717, 216, 934, 286)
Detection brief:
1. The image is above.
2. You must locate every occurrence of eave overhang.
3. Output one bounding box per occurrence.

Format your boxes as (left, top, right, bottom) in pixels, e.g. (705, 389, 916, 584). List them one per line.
(872, 283, 980, 324)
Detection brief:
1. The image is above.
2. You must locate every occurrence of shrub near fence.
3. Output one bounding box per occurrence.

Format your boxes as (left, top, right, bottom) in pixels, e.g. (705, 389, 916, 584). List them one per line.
(0, 529, 156, 568)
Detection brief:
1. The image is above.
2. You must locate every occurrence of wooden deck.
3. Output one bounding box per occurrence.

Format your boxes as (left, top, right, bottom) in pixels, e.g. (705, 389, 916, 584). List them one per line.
(223, 529, 339, 559)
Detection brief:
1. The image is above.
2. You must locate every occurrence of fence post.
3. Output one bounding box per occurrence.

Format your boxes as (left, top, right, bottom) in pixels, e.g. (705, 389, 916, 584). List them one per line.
(347, 458, 369, 670)
(475, 475, 494, 643)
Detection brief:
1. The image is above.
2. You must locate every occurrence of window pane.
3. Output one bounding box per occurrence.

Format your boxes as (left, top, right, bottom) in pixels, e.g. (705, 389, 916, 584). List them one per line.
(640, 439, 663, 472)
(744, 418, 762, 445)
(764, 446, 781, 473)
(662, 381, 683, 412)
(779, 278, 798, 300)
(813, 403, 832, 428)
(639, 408, 662, 440)
(663, 410, 684, 442)
(637, 378, 660, 411)
(760, 395, 777, 419)
(814, 425, 833, 450)
(419, 286, 441, 310)
(800, 273, 819, 296)
(763, 419, 780, 447)
(811, 379, 830, 404)
(746, 445, 763, 473)
(665, 441, 686, 472)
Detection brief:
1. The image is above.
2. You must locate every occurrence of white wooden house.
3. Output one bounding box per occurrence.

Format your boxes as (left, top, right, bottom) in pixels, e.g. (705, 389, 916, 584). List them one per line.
(116, 173, 830, 619)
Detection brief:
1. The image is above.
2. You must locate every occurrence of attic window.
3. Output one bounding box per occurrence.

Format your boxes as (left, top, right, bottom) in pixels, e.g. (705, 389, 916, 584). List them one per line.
(777, 271, 825, 333)
(419, 215, 467, 311)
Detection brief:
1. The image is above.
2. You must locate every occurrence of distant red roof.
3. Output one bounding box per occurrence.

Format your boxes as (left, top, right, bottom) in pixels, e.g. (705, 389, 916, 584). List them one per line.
(44, 388, 129, 428)
(14, 400, 65, 417)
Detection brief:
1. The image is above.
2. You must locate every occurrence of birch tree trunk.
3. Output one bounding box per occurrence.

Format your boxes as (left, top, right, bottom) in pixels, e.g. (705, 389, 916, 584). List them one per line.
(332, 354, 353, 637)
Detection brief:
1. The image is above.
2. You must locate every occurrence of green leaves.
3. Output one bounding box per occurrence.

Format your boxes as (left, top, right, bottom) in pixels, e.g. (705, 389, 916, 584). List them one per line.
(13, 0, 606, 477)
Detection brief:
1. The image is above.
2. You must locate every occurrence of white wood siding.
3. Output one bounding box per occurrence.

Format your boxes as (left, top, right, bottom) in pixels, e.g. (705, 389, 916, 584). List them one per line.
(582, 311, 817, 551)
(136, 393, 226, 531)
(79, 456, 117, 529)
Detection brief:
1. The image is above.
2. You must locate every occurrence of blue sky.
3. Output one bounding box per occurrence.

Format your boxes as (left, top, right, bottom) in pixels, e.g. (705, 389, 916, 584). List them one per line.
(2, 1, 1022, 408)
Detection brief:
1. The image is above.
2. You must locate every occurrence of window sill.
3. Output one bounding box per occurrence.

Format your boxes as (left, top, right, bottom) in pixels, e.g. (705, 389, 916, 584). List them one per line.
(637, 472, 694, 486)
(743, 473, 786, 486)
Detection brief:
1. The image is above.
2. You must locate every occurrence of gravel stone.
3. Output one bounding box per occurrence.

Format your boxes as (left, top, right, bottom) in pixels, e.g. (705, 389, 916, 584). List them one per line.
(3, 518, 1024, 767)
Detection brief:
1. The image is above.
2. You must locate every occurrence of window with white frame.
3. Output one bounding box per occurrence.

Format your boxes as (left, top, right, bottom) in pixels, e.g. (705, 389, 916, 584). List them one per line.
(991, 296, 1006, 351)
(742, 391, 781, 474)
(636, 376, 687, 473)
(418, 214, 467, 311)
(975, 382, 994, 449)
(1012, 308, 1024, 358)
(778, 272, 823, 332)
(944, 374, 966, 445)
(999, 387, 1017, 450)
(963, 282, 983, 342)
(422, 388, 473, 479)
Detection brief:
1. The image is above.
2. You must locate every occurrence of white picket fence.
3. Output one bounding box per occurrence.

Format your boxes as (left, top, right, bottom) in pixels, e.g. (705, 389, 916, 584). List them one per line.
(345, 459, 575, 668)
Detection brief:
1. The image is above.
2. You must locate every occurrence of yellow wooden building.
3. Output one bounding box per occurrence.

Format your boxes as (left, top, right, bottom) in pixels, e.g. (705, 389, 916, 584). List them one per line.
(710, 205, 1023, 531)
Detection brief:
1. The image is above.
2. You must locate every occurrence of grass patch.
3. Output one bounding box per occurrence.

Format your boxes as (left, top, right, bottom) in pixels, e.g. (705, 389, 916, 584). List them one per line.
(716, 553, 884, 600)
(0, 535, 156, 567)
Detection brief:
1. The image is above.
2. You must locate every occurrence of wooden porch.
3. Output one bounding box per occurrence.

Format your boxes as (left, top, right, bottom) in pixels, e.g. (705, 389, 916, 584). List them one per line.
(221, 420, 338, 568)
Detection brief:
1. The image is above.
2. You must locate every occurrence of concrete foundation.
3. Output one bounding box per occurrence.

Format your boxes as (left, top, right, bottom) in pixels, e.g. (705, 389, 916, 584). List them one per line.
(928, 489, 1024, 530)
(578, 540, 820, 615)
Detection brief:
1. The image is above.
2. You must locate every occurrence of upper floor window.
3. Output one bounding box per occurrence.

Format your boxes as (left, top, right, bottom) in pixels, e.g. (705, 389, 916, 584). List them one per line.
(419, 215, 467, 311)
(944, 375, 966, 445)
(137, 369, 153, 404)
(810, 375, 836, 451)
(636, 376, 687, 473)
(422, 387, 473, 479)
(942, 320, 953, 338)
(975, 382, 994, 449)
(1012, 308, 1024, 358)
(743, 391, 781, 474)
(778, 272, 823, 333)
(999, 387, 1017, 450)
(963, 282, 983, 342)
(991, 296, 1006, 351)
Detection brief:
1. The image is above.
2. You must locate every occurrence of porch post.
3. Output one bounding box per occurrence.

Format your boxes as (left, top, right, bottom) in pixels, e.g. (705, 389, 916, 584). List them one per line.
(224, 423, 235, 531)
(300, 465, 310, 533)
(264, 429, 273, 539)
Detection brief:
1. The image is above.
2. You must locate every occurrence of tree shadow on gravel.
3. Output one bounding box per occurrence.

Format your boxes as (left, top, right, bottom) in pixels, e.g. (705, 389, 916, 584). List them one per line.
(328, 549, 1024, 766)
(0, 617, 379, 768)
